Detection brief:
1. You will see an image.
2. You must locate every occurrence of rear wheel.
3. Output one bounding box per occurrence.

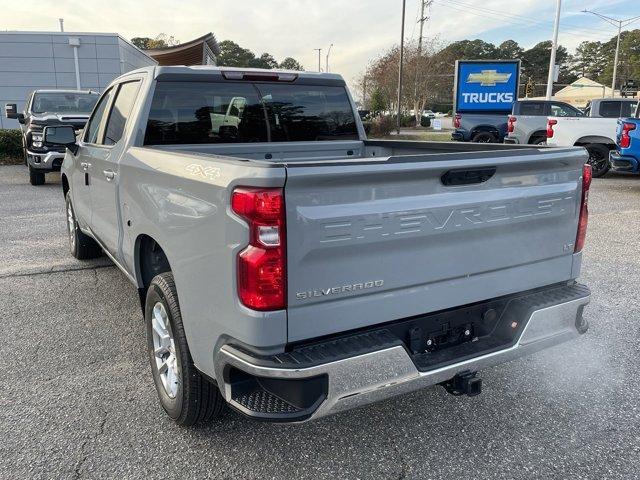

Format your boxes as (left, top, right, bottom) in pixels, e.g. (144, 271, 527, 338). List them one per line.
(29, 166, 45, 186)
(584, 143, 610, 178)
(145, 272, 225, 426)
(471, 132, 496, 143)
(531, 136, 547, 146)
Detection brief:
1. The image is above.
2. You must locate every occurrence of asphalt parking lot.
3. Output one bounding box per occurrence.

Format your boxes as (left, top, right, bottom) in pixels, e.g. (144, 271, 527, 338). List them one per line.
(1, 164, 639, 480)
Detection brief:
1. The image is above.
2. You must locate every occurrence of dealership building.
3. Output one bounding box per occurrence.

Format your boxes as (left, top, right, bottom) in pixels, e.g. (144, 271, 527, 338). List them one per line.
(0, 31, 157, 129)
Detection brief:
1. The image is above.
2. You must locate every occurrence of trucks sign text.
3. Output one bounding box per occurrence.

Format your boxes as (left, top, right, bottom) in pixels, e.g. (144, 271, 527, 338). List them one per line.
(455, 60, 520, 113)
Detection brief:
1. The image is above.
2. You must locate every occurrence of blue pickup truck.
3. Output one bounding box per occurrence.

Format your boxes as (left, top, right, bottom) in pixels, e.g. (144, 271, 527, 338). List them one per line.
(611, 116, 640, 174)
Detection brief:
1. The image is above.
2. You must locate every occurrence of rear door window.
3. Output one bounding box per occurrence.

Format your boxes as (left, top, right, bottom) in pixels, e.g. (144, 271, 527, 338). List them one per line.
(144, 82, 268, 145)
(599, 101, 622, 118)
(517, 102, 546, 116)
(104, 81, 141, 146)
(256, 84, 359, 141)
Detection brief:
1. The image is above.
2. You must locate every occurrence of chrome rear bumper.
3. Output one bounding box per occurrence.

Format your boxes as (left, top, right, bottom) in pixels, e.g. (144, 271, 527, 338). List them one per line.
(215, 290, 590, 422)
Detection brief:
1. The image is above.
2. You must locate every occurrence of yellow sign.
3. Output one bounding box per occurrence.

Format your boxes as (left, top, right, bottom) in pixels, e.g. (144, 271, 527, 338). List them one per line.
(467, 70, 512, 87)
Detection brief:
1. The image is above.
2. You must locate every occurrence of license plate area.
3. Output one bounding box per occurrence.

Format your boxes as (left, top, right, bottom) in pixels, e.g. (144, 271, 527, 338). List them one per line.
(385, 296, 528, 372)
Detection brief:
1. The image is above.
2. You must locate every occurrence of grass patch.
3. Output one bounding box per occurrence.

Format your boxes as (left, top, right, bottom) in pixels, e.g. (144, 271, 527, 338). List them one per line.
(0, 155, 23, 166)
(374, 131, 453, 142)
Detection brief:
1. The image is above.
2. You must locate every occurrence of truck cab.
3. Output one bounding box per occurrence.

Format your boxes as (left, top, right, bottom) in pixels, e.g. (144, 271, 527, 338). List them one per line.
(4, 89, 99, 185)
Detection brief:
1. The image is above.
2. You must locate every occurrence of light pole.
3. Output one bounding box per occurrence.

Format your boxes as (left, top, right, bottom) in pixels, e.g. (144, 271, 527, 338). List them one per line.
(546, 0, 562, 100)
(325, 44, 333, 73)
(396, 0, 406, 134)
(314, 48, 322, 72)
(583, 10, 640, 97)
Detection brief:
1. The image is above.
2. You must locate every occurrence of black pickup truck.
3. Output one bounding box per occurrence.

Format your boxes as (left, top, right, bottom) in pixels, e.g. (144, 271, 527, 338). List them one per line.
(5, 89, 99, 185)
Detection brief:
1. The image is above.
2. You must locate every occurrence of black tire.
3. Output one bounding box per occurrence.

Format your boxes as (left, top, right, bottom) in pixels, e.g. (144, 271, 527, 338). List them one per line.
(531, 136, 547, 146)
(145, 272, 225, 426)
(29, 166, 45, 186)
(584, 143, 611, 178)
(471, 132, 496, 143)
(65, 191, 102, 260)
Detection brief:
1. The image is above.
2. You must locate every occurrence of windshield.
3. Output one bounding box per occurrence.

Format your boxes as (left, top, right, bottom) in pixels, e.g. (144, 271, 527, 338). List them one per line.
(31, 92, 99, 114)
(144, 81, 359, 145)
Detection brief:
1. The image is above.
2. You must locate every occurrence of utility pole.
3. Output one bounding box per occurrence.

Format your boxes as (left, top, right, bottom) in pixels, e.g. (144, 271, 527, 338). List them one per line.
(546, 0, 561, 100)
(325, 44, 333, 73)
(396, 0, 406, 134)
(59, 18, 64, 32)
(413, 0, 432, 126)
(583, 10, 640, 97)
(314, 48, 322, 72)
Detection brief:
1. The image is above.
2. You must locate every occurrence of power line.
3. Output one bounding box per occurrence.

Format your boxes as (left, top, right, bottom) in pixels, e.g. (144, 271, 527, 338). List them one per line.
(583, 10, 640, 95)
(441, 0, 619, 38)
(432, 0, 617, 41)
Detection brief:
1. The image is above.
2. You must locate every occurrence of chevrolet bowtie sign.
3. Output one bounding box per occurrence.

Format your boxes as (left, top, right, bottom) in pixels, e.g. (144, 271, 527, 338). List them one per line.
(466, 70, 512, 87)
(455, 60, 520, 113)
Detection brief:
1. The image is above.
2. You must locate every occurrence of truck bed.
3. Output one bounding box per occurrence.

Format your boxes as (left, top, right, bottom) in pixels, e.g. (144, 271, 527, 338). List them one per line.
(151, 139, 547, 163)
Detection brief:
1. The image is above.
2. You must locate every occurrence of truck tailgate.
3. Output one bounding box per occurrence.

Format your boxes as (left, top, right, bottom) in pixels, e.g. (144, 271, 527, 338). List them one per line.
(284, 148, 586, 342)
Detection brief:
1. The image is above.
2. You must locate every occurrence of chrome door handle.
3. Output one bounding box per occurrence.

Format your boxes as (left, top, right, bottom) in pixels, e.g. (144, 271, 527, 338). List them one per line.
(103, 170, 116, 181)
(80, 162, 91, 171)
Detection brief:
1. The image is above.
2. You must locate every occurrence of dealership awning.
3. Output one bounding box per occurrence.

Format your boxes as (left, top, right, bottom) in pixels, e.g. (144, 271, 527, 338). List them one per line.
(528, 77, 617, 107)
(146, 33, 220, 66)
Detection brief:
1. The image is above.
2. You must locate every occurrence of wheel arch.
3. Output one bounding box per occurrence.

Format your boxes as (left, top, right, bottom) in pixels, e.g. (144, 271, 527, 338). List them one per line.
(470, 125, 500, 136)
(134, 234, 173, 309)
(527, 130, 548, 144)
(574, 135, 616, 148)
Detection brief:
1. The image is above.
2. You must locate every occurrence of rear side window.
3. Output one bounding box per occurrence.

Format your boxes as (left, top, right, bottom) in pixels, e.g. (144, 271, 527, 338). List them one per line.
(621, 101, 638, 118)
(599, 101, 622, 118)
(517, 102, 545, 116)
(104, 81, 141, 146)
(550, 102, 582, 117)
(257, 84, 358, 141)
(145, 82, 267, 145)
(144, 81, 358, 145)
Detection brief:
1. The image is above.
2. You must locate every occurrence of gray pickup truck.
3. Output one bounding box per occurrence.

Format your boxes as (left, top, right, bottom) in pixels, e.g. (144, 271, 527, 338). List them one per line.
(44, 66, 592, 426)
(5, 89, 99, 185)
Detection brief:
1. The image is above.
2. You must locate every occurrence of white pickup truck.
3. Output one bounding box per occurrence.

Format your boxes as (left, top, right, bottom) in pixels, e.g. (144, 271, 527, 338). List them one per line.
(546, 98, 638, 177)
(43, 66, 592, 426)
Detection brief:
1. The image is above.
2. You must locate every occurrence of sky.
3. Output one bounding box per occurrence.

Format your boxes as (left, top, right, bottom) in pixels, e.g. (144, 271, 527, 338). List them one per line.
(2, 0, 639, 90)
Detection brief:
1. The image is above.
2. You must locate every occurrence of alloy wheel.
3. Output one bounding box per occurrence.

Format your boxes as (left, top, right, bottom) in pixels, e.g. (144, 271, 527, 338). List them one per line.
(67, 201, 76, 252)
(151, 302, 180, 398)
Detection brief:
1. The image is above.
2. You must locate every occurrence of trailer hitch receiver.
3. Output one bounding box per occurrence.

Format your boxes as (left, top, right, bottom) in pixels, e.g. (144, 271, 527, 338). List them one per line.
(441, 371, 482, 397)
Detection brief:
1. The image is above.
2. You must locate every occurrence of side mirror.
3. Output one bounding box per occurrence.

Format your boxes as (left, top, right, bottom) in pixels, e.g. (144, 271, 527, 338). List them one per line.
(5, 103, 17, 119)
(44, 125, 78, 154)
(6, 104, 26, 124)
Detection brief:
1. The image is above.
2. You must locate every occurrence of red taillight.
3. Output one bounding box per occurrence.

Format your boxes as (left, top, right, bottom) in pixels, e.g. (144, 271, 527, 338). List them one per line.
(620, 122, 636, 148)
(574, 164, 592, 253)
(454, 114, 461, 129)
(507, 115, 516, 134)
(546, 119, 558, 138)
(232, 187, 286, 310)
